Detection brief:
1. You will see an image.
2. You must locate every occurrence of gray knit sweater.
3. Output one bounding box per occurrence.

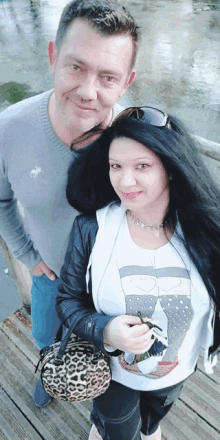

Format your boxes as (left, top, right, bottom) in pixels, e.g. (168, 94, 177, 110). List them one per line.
(0, 90, 123, 276)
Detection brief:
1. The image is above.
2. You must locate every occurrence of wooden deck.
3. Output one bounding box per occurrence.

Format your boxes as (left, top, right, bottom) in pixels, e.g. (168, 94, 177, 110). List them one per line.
(0, 309, 219, 440)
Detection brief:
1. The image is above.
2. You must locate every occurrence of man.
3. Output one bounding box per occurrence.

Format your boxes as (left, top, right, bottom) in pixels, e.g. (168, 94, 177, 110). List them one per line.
(0, 0, 139, 408)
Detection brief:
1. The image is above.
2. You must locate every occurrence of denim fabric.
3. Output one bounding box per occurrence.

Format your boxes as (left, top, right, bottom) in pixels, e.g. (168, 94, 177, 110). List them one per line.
(31, 274, 61, 349)
(91, 379, 185, 439)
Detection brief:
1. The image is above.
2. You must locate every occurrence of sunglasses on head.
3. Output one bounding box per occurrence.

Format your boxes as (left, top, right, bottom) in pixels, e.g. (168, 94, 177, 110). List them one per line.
(113, 106, 171, 129)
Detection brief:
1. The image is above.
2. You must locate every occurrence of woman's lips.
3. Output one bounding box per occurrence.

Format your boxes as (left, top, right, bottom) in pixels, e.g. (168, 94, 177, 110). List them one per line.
(121, 191, 143, 200)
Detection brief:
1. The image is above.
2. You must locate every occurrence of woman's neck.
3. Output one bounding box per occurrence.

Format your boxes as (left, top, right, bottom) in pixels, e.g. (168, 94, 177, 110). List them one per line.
(126, 216, 174, 250)
(126, 203, 168, 227)
(125, 202, 174, 250)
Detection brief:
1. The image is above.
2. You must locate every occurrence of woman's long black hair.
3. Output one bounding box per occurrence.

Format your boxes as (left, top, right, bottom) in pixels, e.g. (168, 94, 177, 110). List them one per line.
(67, 116, 220, 311)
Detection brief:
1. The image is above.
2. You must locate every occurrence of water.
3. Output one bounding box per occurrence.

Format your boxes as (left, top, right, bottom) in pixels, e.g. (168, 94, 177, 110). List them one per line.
(0, 0, 220, 319)
(124, 0, 220, 142)
(0, 0, 220, 142)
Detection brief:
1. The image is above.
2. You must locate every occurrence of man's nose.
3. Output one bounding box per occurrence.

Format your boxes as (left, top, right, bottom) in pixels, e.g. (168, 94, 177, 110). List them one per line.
(77, 75, 97, 101)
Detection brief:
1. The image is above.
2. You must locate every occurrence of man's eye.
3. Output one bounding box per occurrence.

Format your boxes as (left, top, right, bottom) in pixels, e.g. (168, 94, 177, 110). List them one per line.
(103, 76, 116, 85)
(70, 65, 81, 71)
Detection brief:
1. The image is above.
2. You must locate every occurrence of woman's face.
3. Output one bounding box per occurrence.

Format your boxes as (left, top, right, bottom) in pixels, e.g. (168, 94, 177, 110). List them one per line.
(109, 137, 170, 214)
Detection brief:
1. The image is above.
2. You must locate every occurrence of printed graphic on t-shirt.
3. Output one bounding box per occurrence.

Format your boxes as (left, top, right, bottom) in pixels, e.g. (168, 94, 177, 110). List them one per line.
(118, 264, 193, 378)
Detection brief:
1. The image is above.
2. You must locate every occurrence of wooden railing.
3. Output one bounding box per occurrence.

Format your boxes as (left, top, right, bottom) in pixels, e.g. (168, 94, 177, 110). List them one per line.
(194, 135, 220, 161)
(0, 135, 219, 313)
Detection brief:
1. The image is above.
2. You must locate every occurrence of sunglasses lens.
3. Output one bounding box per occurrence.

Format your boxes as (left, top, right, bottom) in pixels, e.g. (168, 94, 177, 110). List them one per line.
(140, 107, 168, 127)
(114, 107, 169, 128)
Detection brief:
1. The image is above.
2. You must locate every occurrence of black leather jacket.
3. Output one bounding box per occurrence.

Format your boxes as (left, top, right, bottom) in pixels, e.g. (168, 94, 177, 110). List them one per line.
(56, 214, 121, 356)
(56, 214, 220, 362)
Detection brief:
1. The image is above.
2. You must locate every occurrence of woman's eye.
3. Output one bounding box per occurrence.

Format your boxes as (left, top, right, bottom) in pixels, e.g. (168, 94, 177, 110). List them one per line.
(137, 164, 149, 169)
(110, 164, 120, 169)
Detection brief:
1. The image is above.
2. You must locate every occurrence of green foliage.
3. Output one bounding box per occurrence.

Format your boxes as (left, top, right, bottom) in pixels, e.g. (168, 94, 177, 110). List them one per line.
(0, 82, 28, 103)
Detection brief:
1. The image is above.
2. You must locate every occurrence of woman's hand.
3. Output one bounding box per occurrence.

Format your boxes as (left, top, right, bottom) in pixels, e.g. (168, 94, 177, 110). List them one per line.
(104, 315, 156, 354)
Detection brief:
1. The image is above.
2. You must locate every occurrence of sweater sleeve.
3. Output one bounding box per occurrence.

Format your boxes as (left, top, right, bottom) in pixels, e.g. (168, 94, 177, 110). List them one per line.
(56, 215, 120, 355)
(0, 152, 42, 271)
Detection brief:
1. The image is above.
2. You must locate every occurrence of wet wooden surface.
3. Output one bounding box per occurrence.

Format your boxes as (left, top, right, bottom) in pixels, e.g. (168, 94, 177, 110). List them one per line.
(0, 309, 219, 440)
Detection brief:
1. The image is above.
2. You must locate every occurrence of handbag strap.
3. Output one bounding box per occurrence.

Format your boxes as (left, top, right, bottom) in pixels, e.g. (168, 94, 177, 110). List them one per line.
(54, 314, 88, 365)
(36, 315, 89, 372)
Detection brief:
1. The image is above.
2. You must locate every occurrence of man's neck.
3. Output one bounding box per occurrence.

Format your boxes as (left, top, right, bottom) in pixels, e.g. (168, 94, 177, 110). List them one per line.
(48, 92, 112, 148)
(48, 93, 80, 147)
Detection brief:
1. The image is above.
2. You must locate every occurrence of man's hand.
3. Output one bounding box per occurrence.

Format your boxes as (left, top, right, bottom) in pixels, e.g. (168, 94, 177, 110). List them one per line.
(104, 315, 155, 354)
(32, 260, 56, 280)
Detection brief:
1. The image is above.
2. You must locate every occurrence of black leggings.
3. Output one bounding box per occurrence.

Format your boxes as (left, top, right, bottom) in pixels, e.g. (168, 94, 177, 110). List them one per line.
(91, 379, 186, 440)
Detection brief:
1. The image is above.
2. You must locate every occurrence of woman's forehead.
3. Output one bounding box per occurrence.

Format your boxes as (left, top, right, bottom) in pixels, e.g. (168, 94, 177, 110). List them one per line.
(109, 137, 156, 161)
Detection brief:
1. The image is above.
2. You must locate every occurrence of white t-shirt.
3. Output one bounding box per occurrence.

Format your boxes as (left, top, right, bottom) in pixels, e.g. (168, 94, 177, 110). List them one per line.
(98, 216, 211, 390)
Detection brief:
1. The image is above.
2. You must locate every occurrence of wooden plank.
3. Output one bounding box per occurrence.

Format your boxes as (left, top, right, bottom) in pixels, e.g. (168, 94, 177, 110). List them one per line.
(0, 355, 82, 440)
(3, 310, 38, 354)
(62, 399, 91, 425)
(10, 310, 33, 338)
(0, 330, 90, 440)
(45, 400, 90, 440)
(0, 387, 42, 440)
(160, 380, 220, 440)
(1, 309, 220, 440)
(169, 399, 220, 440)
(180, 376, 220, 431)
(1, 310, 34, 346)
(188, 369, 220, 410)
(0, 427, 8, 440)
(0, 314, 39, 365)
(160, 409, 189, 440)
(197, 355, 220, 385)
(0, 331, 39, 389)
(0, 310, 92, 437)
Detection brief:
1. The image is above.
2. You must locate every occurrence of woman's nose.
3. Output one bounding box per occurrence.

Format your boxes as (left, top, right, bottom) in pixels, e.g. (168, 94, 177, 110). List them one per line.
(120, 170, 136, 187)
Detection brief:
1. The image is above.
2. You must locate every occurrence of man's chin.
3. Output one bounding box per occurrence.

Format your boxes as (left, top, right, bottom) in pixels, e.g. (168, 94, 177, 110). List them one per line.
(79, 121, 99, 133)
(67, 114, 101, 133)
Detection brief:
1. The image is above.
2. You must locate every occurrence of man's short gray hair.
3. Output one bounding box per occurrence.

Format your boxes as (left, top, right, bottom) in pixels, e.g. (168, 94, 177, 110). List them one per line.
(55, 0, 140, 68)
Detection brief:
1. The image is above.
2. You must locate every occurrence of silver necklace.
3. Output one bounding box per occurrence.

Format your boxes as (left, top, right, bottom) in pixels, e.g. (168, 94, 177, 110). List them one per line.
(126, 209, 165, 237)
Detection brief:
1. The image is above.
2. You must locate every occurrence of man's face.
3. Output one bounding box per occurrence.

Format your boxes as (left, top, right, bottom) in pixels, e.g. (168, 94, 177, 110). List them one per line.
(49, 19, 135, 136)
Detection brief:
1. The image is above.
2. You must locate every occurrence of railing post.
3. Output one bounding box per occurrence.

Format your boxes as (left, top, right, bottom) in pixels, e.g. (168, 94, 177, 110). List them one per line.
(193, 135, 220, 162)
(0, 236, 32, 313)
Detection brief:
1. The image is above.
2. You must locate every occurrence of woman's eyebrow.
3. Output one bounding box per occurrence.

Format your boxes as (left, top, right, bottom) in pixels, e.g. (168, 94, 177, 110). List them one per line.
(109, 156, 153, 161)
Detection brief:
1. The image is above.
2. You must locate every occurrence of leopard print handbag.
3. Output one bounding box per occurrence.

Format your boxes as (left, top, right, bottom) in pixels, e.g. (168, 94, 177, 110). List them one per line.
(35, 318, 111, 402)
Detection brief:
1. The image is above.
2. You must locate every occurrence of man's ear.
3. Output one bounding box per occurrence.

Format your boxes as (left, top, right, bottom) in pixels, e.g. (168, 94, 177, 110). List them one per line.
(125, 69, 136, 90)
(48, 41, 57, 74)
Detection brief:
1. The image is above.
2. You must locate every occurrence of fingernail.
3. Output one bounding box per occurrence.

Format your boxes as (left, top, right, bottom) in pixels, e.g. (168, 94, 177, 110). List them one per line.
(50, 275, 56, 281)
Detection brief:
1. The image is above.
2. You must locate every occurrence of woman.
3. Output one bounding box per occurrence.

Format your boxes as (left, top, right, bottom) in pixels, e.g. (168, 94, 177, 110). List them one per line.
(56, 107, 220, 440)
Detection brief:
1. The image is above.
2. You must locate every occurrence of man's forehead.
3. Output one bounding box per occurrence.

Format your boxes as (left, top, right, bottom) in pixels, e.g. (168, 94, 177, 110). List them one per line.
(61, 18, 133, 65)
